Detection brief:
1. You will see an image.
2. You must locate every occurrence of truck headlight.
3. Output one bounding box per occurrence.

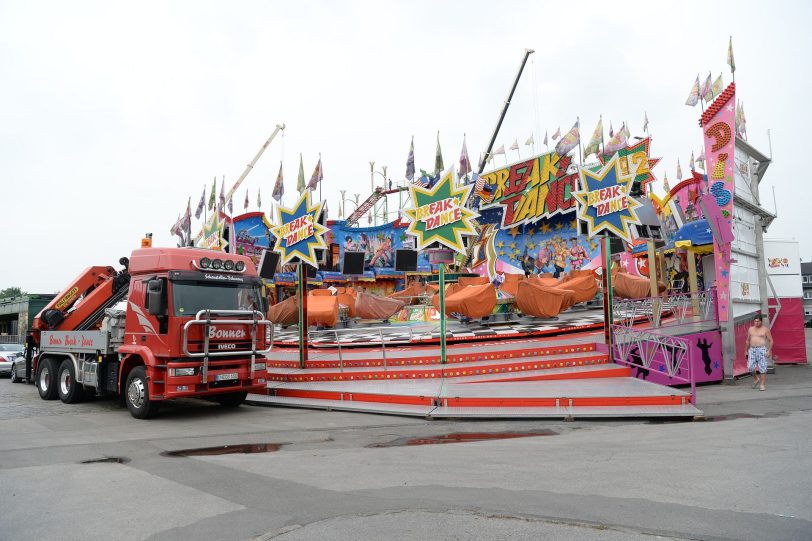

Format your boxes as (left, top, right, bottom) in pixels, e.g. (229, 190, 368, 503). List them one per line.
(254, 362, 266, 371)
(170, 367, 196, 377)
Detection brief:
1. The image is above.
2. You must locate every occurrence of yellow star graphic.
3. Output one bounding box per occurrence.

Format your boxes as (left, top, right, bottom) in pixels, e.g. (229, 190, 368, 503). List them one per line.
(509, 227, 520, 238)
(541, 223, 551, 234)
(496, 240, 504, 249)
(527, 241, 536, 250)
(509, 242, 517, 251)
(270, 191, 328, 267)
(526, 227, 535, 237)
(499, 249, 505, 256)
(404, 169, 479, 253)
(555, 222, 564, 230)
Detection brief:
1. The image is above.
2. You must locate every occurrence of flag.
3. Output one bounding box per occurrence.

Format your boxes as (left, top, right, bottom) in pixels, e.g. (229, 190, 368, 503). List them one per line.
(509, 139, 519, 151)
(405, 136, 415, 181)
(307, 155, 322, 191)
(676, 159, 683, 181)
(727, 36, 736, 73)
(603, 123, 627, 154)
(643, 112, 649, 133)
(219, 178, 225, 210)
(608, 121, 614, 138)
(296, 154, 305, 194)
(696, 150, 705, 171)
(623, 122, 631, 139)
(272, 161, 284, 202)
(415, 169, 431, 188)
(458, 134, 472, 178)
(227, 192, 233, 214)
(583, 116, 603, 158)
(555, 120, 580, 156)
(194, 186, 205, 219)
(700, 72, 713, 103)
(257, 188, 261, 209)
(243, 189, 249, 210)
(685, 75, 700, 106)
(525, 134, 534, 146)
(711, 73, 724, 97)
(170, 214, 183, 237)
(474, 173, 494, 203)
(208, 177, 216, 210)
(663, 171, 670, 192)
(543, 131, 548, 146)
(181, 197, 192, 233)
(492, 144, 505, 156)
(552, 126, 561, 140)
(434, 132, 444, 175)
(737, 101, 747, 139)
(689, 151, 695, 171)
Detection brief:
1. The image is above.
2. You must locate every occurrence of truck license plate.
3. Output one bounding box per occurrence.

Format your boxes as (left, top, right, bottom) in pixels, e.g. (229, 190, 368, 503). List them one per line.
(215, 372, 238, 381)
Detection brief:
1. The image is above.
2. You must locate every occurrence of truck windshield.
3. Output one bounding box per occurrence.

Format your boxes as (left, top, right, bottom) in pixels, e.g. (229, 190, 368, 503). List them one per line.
(171, 282, 265, 317)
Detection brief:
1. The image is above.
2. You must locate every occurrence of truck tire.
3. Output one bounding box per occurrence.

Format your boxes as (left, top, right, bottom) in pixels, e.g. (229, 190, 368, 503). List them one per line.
(57, 359, 84, 404)
(214, 391, 248, 408)
(125, 366, 160, 419)
(37, 358, 59, 400)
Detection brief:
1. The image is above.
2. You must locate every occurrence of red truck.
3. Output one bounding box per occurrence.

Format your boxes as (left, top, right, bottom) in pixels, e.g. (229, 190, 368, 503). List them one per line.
(30, 243, 272, 418)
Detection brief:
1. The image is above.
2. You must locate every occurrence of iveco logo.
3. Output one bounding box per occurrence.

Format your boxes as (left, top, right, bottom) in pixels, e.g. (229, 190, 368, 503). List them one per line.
(208, 326, 247, 340)
(217, 343, 237, 350)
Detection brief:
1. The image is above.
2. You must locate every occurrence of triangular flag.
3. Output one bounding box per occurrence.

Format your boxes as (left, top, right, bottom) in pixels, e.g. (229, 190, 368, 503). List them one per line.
(663, 171, 670, 192)
(219, 178, 225, 210)
(727, 36, 736, 73)
(643, 112, 649, 133)
(552, 126, 561, 140)
(257, 188, 262, 209)
(603, 123, 628, 154)
(509, 139, 519, 151)
(711, 73, 724, 97)
(405, 136, 415, 181)
(623, 122, 631, 139)
(696, 150, 706, 171)
(525, 134, 534, 146)
(492, 144, 506, 156)
(583, 116, 603, 158)
(689, 151, 695, 171)
(434, 131, 444, 175)
(296, 154, 305, 194)
(227, 189, 233, 214)
(243, 189, 249, 210)
(307, 155, 322, 191)
(208, 177, 216, 210)
(554, 120, 580, 156)
(700, 72, 713, 103)
(543, 131, 548, 146)
(272, 161, 284, 202)
(195, 186, 206, 219)
(676, 159, 683, 181)
(685, 75, 700, 106)
(458, 134, 472, 178)
(608, 121, 614, 138)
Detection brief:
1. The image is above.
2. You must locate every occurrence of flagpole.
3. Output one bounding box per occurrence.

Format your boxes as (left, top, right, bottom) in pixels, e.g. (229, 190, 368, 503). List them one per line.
(577, 117, 583, 166)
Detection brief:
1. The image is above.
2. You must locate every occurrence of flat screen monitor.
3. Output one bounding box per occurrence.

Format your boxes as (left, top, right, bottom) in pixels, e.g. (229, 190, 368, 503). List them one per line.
(342, 251, 365, 275)
(395, 249, 418, 272)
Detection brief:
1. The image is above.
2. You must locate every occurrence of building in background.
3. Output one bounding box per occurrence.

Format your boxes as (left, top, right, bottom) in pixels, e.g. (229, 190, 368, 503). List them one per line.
(764, 239, 807, 364)
(0, 294, 55, 344)
(803, 261, 812, 326)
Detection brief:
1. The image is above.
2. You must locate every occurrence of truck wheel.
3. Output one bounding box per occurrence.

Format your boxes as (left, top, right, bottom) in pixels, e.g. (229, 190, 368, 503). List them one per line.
(215, 391, 248, 408)
(57, 359, 84, 404)
(125, 366, 160, 419)
(37, 358, 59, 400)
(10, 363, 20, 383)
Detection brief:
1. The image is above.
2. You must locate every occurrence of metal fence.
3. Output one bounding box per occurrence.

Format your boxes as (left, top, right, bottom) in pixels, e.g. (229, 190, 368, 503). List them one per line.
(613, 289, 717, 330)
(0, 335, 23, 345)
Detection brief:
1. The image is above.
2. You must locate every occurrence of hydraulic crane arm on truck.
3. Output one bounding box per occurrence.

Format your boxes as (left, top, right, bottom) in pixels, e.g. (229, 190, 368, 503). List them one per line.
(30, 238, 273, 418)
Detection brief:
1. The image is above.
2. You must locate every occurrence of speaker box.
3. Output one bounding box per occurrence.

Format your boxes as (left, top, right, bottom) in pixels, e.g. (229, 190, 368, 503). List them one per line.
(395, 249, 418, 272)
(257, 250, 280, 280)
(342, 251, 365, 275)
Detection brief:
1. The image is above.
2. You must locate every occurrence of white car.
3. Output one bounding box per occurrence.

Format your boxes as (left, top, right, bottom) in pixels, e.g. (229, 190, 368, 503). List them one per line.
(0, 344, 24, 377)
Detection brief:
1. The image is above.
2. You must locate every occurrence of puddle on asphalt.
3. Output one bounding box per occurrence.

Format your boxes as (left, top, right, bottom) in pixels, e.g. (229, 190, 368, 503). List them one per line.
(368, 430, 558, 448)
(80, 456, 130, 464)
(161, 443, 282, 457)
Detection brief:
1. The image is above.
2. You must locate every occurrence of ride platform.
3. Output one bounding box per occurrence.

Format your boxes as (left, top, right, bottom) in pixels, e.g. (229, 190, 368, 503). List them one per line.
(251, 308, 702, 419)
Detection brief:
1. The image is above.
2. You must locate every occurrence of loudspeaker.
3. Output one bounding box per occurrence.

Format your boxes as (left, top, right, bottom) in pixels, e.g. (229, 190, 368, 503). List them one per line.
(303, 263, 318, 278)
(608, 236, 626, 254)
(257, 250, 280, 280)
(395, 249, 418, 272)
(342, 251, 365, 275)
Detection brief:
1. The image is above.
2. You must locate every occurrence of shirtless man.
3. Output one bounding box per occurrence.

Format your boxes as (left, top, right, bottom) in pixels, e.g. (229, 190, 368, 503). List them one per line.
(745, 314, 772, 391)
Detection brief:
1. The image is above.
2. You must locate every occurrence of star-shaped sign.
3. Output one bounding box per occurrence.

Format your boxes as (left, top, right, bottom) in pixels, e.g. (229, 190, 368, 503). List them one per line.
(599, 137, 661, 193)
(202, 211, 227, 251)
(270, 191, 328, 267)
(574, 154, 642, 243)
(404, 169, 479, 253)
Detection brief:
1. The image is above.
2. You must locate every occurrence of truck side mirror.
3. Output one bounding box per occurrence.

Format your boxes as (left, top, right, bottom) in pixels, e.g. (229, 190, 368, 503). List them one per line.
(146, 279, 166, 316)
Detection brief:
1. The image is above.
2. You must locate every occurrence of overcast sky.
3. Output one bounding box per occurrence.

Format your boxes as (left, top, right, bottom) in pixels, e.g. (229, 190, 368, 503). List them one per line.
(1, 0, 809, 292)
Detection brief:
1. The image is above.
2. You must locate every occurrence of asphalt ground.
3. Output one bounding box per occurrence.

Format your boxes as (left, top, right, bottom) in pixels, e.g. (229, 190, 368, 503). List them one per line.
(0, 333, 810, 540)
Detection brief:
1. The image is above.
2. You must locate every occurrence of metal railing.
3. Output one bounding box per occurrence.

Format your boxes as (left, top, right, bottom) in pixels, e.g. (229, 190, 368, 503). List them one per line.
(0, 335, 24, 345)
(181, 309, 273, 382)
(612, 324, 696, 405)
(613, 289, 717, 330)
(308, 325, 415, 372)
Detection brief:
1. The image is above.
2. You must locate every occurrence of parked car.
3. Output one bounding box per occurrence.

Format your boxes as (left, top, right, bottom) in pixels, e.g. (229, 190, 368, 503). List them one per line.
(0, 344, 24, 377)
